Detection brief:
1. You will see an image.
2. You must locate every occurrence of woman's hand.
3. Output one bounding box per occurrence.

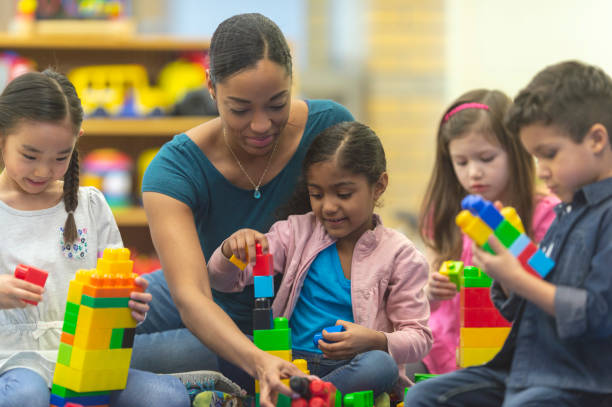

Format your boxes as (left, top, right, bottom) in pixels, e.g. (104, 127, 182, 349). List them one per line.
(316, 320, 387, 360)
(425, 272, 458, 301)
(0, 275, 44, 309)
(221, 228, 268, 265)
(129, 276, 152, 322)
(255, 351, 304, 407)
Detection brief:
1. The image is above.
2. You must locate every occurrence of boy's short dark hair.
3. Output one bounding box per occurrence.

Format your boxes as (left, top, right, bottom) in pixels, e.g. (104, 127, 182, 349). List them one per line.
(505, 60, 612, 142)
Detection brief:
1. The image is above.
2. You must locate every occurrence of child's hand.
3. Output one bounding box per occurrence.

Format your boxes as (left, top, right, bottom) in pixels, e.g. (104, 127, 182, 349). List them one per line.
(317, 320, 387, 360)
(221, 228, 268, 265)
(426, 272, 457, 301)
(472, 236, 524, 286)
(0, 274, 44, 308)
(129, 276, 152, 322)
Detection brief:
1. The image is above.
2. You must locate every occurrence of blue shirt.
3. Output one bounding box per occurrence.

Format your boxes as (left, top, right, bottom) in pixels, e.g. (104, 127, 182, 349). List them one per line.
(290, 244, 354, 353)
(489, 176, 612, 393)
(142, 100, 353, 333)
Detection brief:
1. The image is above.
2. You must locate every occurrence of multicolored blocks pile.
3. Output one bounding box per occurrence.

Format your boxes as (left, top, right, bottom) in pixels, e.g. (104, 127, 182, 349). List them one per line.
(456, 195, 555, 278)
(50, 248, 141, 407)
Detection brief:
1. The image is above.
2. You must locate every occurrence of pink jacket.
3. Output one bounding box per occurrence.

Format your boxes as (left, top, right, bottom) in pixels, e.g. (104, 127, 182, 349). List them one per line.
(208, 212, 433, 389)
(423, 194, 560, 374)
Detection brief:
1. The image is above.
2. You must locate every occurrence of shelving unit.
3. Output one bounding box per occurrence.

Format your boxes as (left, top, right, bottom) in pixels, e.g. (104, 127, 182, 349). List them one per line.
(0, 32, 215, 254)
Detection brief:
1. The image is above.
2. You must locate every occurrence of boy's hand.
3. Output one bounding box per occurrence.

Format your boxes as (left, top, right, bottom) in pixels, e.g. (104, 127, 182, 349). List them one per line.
(0, 274, 44, 308)
(472, 236, 524, 285)
(426, 272, 458, 301)
(222, 228, 268, 265)
(129, 276, 152, 322)
(317, 320, 387, 360)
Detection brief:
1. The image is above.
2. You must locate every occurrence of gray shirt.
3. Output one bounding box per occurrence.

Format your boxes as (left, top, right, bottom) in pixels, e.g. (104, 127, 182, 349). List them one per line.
(0, 186, 122, 386)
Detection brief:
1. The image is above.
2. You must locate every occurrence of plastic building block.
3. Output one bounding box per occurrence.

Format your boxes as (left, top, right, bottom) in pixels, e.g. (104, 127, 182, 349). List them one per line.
(290, 378, 340, 407)
(313, 325, 345, 347)
(14, 264, 48, 305)
(460, 287, 493, 308)
(344, 390, 374, 407)
(253, 297, 273, 330)
(458, 346, 500, 367)
(461, 266, 492, 288)
(438, 261, 463, 291)
(500, 206, 525, 234)
(460, 327, 511, 348)
(414, 373, 438, 383)
(253, 243, 273, 276)
(458, 195, 555, 279)
(254, 275, 274, 298)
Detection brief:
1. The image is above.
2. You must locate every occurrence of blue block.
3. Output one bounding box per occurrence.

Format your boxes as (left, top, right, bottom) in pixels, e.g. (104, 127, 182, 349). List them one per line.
(527, 249, 555, 278)
(461, 195, 484, 214)
(313, 325, 345, 347)
(254, 275, 274, 298)
(509, 233, 531, 257)
(50, 393, 111, 406)
(478, 202, 504, 230)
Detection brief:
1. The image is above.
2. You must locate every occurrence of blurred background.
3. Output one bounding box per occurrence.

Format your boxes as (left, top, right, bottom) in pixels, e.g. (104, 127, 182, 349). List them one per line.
(0, 0, 608, 265)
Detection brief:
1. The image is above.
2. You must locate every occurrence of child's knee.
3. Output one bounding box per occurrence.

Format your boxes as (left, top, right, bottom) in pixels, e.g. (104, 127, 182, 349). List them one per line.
(0, 369, 49, 407)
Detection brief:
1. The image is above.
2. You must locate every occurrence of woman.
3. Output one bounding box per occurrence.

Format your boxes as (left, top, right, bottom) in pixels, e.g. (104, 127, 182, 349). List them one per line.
(132, 13, 354, 407)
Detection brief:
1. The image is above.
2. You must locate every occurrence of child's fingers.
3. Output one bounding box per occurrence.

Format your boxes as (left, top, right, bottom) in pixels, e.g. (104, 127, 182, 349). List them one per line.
(133, 276, 148, 291)
(16, 288, 43, 305)
(14, 279, 44, 294)
(129, 299, 150, 314)
(130, 291, 152, 304)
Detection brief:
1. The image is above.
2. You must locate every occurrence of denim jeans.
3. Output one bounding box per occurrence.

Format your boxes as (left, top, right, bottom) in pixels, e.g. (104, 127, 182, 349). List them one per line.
(0, 367, 190, 407)
(403, 365, 612, 407)
(131, 270, 219, 373)
(293, 349, 398, 397)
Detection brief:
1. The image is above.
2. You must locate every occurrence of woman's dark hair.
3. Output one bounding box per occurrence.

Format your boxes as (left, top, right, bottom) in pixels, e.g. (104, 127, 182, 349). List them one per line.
(0, 69, 84, 244)
(209, 13, 292, 86)
(278, 121, 386, 218)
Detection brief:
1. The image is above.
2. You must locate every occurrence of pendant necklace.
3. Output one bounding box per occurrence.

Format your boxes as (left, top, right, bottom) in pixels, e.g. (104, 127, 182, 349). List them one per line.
(223, 129, 280, 199)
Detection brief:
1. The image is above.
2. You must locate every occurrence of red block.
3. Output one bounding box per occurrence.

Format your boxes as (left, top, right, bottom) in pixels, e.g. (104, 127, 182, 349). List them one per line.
(253, 243, 273, 276)
(14, 264, 48, 305)
(461, 287, 494, 308)
(517, 243, 541, 279)
(461, 308, 511, 327)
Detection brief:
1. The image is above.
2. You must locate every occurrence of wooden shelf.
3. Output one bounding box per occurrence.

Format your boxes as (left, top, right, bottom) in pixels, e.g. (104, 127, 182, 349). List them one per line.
(82, 116, 214, 136)
(0, 33, 210, 51)
(112, 206, 148, 226)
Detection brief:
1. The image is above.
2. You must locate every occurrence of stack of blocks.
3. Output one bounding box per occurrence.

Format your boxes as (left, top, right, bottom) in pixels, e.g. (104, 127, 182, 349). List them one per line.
(50, 248, 141, 407)
(456, 195, 555, 279)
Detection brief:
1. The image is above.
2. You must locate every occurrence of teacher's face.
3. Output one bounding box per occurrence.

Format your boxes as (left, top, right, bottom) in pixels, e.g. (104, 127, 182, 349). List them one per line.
(213, 59, 292, 156)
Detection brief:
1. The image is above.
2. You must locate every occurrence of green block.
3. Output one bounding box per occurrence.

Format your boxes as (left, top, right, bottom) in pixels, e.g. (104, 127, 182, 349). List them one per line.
(62, 320, 77, 335)
(51, 384, 110, 397)
(344, 390, 374, 407)
(461, 266, 492, 288)
(494, 220, 521, 248)
(414, 373, 439, 383)
(255, 393, 291, 407)
(81, 294, 130, 308)
(253, 328, 291, 351)
(335, 390, 342, 407)
(274, 317, 289, 329)
(110, 328, 125, 349)
(57, 342, 72, 366)
(65, 301, 80, 315)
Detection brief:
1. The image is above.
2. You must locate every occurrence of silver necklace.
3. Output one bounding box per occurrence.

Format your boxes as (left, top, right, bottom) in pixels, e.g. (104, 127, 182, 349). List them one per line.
(223, 129, 280, 199)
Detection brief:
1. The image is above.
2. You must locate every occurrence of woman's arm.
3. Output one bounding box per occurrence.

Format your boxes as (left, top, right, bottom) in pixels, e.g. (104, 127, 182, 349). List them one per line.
(143, 192, 301, 405)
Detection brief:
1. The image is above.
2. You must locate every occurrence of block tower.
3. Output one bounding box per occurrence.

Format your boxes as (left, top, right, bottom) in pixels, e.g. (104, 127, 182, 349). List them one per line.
(457, 263, 511, 367)
(456, 195, 555, 278)
(50, 248, 141, 407)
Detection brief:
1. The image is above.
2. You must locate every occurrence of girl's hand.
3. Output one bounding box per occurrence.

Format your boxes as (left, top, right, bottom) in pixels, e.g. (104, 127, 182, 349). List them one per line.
(425, 272, 458, 301)
(221, 228, 268, 265)
(472, 236, 524, 286)
(255, 351, 304, 407)
(0, 275, 44, 308)
(129, 276, 152, 322)
(317, 320, 387, 360)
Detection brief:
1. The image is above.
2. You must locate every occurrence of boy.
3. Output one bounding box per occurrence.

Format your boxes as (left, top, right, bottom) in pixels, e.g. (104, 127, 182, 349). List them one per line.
(405, 60, 612, 406)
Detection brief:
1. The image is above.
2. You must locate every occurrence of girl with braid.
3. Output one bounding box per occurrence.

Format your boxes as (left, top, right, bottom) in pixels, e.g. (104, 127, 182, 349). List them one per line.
(0, 70, 190, 407)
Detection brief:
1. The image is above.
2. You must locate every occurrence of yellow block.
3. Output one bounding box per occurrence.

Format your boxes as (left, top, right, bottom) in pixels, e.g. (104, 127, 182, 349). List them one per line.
(501, 207, 525, 234)
(456, 210, 493, 246)
(459, 347, 500, 368)
(96, 247, 133, 275)
(255, 378, 289, 393)
(460, 327, 511, 348)
(53, 363, 129, 392)
(293, 358, 310, 375)
(268, 350, 292, 362)
(67, 279, 84, 304)
(69, 347, 132, 371)
(78, 305, 137, 329)
(73, 327, 112, 349)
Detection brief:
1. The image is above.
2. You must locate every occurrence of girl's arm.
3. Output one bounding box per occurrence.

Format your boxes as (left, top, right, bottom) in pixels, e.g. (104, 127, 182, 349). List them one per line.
(143, 192, 301, 404)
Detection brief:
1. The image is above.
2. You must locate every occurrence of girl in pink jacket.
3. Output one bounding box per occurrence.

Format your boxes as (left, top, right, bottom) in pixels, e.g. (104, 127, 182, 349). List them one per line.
(208, 121, 432, 398)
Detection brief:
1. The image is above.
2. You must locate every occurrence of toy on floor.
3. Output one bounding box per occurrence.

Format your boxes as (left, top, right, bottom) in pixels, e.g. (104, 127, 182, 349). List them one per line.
(13, 264, 48, 305)
(456, 195, 555, 278)
(289, 377, 340, 407)
(50, 248, 142, 407)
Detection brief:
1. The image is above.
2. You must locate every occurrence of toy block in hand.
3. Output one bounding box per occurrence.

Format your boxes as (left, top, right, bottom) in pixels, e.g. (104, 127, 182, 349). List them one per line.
(438, 260, 463, 291)
(313, 324, 346, 347)
(14, 264, 48, 305)
(456, 195, 554, 278)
